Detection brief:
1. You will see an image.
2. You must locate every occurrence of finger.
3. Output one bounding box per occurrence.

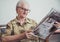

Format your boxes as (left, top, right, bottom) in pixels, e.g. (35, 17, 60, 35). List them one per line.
(26, 30, 33, 33)
(25, 33, 31, 38)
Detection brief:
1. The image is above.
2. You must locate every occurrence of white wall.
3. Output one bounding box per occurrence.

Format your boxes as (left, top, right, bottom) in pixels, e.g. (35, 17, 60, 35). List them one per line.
(0, 0, 60, 25)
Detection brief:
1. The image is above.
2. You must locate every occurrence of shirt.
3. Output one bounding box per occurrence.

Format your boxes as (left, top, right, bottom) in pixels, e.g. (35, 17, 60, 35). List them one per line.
(2, 17, 38, 42)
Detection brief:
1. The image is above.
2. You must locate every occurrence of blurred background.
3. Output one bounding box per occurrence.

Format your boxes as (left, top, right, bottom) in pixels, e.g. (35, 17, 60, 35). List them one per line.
(0, 0, 60, 25)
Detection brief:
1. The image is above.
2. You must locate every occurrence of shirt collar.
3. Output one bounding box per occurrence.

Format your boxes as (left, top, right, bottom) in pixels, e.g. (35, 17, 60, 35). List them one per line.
(15, 16, 31, 26)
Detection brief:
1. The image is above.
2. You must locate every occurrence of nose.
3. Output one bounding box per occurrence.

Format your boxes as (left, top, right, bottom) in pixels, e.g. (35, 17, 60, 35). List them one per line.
(23, 10, 28, 14)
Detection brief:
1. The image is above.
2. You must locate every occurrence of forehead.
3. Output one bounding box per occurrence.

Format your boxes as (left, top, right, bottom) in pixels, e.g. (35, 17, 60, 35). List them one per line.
(21, 4, 29, 9)
(17, 2, 29, 9)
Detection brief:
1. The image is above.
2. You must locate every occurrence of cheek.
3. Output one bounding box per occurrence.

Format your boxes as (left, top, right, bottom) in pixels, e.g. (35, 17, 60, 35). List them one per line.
(17, 9, 23, 14)
(18, 10, 22, 14)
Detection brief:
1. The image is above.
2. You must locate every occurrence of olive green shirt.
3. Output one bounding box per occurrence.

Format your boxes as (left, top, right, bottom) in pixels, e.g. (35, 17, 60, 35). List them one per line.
(2, 17, 38, 42)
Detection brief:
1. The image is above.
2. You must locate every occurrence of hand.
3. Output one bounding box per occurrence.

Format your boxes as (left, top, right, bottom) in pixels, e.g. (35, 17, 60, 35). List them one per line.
(54, 22, 60, 28)
(55, 29, 60, 32)
(25, 32, 38, 40)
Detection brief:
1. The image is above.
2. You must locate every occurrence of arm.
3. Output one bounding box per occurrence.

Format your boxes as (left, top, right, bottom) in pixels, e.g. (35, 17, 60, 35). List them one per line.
(2, 32, 26, 42)
(1, 22, 26, 42)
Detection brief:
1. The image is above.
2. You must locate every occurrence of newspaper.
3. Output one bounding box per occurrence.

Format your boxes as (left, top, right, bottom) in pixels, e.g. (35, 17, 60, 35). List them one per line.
(33, 8, 60, 39)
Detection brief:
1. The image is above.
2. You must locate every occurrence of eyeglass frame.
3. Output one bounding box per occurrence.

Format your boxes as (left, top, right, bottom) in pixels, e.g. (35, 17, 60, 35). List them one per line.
(16, 6, 31, 13)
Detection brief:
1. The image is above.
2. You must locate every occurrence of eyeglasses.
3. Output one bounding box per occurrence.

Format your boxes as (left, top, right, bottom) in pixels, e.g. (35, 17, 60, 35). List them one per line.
(17, 7, 31, 13)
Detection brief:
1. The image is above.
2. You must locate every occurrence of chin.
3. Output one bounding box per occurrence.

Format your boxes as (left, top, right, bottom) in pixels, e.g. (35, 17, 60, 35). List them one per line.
(23, 15, 27, 18)
(22, 16, 26, 18)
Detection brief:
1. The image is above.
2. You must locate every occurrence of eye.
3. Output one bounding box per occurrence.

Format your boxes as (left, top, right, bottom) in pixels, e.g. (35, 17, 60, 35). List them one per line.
(17, 7, 31, 13)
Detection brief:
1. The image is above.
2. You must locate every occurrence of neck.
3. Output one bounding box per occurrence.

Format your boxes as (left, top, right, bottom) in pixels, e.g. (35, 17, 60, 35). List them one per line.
(17, 16, 26, 25)
(17, 16, 26, 21)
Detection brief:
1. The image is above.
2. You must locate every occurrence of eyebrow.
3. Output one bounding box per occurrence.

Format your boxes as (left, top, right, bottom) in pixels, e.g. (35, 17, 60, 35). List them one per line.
(17, 7, 30, 11)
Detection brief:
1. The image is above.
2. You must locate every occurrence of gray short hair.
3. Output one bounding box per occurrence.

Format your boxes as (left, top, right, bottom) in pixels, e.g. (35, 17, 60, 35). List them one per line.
(16, 0, 29, 8)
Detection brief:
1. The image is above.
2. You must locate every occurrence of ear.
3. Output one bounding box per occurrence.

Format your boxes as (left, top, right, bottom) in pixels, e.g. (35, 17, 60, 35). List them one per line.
(16, 8, 18, 13)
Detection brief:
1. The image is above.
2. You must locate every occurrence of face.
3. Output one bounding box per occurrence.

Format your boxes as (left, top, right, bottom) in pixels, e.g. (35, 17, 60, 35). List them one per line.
(16, 3, 30, 18)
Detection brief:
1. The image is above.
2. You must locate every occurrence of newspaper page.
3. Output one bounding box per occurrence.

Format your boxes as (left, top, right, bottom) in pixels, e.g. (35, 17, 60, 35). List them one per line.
(33, 8, 60, 39)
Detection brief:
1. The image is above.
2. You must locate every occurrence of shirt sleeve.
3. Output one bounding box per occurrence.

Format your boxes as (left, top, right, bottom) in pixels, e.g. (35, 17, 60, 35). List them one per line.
(2, 22, 12, 37)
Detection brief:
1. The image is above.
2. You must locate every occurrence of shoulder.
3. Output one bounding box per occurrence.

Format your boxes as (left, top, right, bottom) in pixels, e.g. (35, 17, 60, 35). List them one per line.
(7, 18, 16, 27)
(27, 18, 37, 25)
(27, 18, 37, 22)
